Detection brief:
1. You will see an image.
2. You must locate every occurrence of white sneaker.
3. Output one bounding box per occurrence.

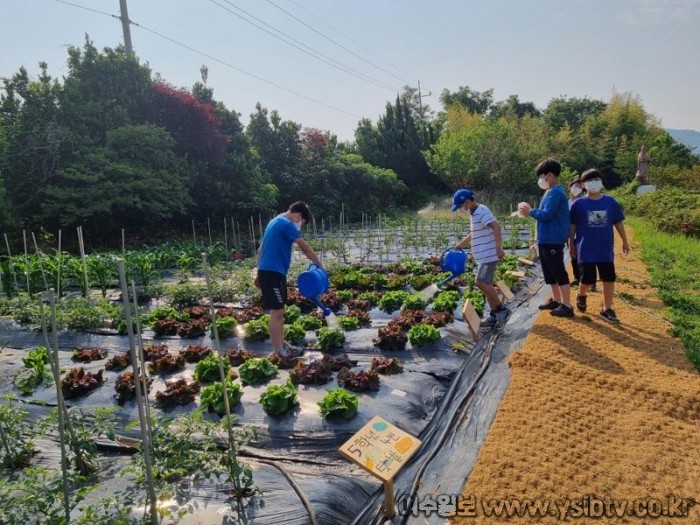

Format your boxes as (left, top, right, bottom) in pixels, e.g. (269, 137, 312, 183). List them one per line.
(281, 341, 304, 357)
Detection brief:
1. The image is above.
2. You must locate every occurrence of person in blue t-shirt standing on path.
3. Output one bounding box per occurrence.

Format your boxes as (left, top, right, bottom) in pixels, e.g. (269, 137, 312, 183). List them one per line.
(569, 169, 629, 323)
(518, 158, 575, 318)
(254, 201, 323, 358)
(451, 189, 510, 328)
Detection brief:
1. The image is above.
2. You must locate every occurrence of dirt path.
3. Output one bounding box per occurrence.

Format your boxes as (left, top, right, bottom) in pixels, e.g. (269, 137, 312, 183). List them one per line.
(454, 227, 700, 524)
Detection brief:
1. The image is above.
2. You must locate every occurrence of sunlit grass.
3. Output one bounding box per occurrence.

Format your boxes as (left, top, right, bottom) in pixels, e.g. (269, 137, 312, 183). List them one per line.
(628, 217, 700, 369)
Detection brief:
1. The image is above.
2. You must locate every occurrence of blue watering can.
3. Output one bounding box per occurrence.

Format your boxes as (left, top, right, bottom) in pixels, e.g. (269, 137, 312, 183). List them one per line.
(439, 248, 468, 284)
(297, 264, 333, 317)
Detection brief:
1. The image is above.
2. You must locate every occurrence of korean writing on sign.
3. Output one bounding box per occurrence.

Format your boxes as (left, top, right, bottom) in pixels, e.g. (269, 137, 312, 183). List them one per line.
(339, 416, 422, 482)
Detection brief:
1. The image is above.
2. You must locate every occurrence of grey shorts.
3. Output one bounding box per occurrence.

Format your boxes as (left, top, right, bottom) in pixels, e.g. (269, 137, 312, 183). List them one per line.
(475, 261, 498, 285)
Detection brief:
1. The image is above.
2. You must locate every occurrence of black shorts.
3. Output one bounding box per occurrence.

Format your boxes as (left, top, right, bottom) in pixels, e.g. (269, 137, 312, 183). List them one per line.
(580, 262, 615, 284)
(538, 244, 570, 286)
(258, 270, 287, 310)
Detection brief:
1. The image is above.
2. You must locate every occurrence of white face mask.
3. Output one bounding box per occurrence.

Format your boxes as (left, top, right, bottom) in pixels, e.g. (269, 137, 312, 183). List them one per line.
(537, 176, 549, 190)
(584, 180, 604, 193)
(571, 185, 583, 197)
(295, 221, 303, 232)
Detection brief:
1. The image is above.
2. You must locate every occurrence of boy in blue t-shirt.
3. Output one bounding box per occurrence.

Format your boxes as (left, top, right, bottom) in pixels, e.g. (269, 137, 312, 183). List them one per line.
(569, 169, 630, 323)
(518, 158, 574, 318)
(255, 201, 323, 357)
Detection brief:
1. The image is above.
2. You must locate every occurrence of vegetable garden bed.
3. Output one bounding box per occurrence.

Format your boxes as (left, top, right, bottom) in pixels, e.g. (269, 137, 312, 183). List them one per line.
(0, 221, 537, 524)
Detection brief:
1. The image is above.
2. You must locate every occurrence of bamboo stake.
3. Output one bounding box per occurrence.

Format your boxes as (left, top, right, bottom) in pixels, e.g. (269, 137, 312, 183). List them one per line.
(31, 232, 50, 292)
(39, 293, 71, 523)
(77, 227, 90, 300)
(201, 253, 238, 479)
(249, 217, 256, 257)
(116, 260, 159, 525)
(224, 217, 228, 250)
(4, 234, 22, 303)
(41, 291, 89, 475)
(130, 279, 153, 447)
(121, 228, 126, 256)
(236, 221, 242, 252)
(192, 220, 197, 249)
(57, 230, 62, 300)
(207, 217, 212, 247)
(320, 218, 325, 265)
(22, 230, 30, 293)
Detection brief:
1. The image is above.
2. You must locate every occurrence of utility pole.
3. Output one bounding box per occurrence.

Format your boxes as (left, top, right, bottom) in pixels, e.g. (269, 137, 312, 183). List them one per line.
(415, 80, 432, 119)
(119, 0, 133, 54)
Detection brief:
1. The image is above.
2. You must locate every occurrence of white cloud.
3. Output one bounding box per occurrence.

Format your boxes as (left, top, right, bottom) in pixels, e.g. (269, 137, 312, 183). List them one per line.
(617, 0, 700, 26)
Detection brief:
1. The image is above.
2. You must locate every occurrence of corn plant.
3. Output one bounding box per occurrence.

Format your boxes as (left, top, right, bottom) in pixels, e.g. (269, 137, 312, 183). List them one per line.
(87, 254, 116, 298)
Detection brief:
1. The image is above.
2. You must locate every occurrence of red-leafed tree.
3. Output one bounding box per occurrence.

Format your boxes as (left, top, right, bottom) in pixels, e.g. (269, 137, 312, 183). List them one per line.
(147, 81, 228, 163)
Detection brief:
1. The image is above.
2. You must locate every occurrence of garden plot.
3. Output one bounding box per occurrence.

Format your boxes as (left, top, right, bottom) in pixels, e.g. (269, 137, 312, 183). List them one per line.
(0, 243, 536, 524)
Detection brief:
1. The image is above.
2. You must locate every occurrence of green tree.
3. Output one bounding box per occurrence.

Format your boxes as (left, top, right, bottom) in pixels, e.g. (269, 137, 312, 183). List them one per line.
(489, 95, 541, 119)
(0, 63, 65, 220)
(426, 112, 548, 204)
(542, 96, 607, 132)
(439, 85, 494, 115)
(37, 124, 191, 232)
(354, 95, 441, 192)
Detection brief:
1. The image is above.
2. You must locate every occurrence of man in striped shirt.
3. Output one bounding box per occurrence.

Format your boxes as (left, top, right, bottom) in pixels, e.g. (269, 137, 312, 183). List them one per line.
(451, 189, 509, 327)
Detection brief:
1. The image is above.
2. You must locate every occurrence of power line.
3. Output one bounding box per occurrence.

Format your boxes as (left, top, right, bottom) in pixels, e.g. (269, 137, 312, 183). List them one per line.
(46, 0, 362, 119)
(264, 0, 413, 86)
(51, 0, 119, 19)
(208, 0, 401, 92)
(131, 21, 363, 119)
(286, 0, 417, 83)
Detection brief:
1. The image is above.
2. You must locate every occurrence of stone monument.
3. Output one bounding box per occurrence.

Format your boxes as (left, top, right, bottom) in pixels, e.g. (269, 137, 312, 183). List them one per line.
(635, 145, 656, 195)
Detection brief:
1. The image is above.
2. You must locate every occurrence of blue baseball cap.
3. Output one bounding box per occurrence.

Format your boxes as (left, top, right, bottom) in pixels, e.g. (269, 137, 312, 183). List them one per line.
(450, 189, 474, 212)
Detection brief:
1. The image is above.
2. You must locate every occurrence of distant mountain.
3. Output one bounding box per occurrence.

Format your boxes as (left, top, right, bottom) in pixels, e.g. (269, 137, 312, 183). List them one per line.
(666, 129, 700, 156)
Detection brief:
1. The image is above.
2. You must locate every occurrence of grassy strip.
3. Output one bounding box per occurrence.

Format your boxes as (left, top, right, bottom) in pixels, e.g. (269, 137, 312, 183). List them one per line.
(628, 217, 700, 370)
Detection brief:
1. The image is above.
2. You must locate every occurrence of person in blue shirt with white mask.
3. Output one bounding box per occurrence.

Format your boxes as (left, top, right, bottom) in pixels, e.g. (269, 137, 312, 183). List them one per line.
(254, 201, 323, 357)
(519, 158, 574, 318)
(569, 169, 629, 323)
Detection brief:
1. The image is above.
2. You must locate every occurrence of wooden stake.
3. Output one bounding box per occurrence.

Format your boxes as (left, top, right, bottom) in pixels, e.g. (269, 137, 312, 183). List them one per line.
(121, 228, 125, 256)
(192, 220, 197, 248)
(116, 260, 159, 525)
(383, 479, 395, 518)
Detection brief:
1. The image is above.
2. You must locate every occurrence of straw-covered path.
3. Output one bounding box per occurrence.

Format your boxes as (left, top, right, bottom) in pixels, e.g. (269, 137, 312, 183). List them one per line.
(454, 227, 700, 525)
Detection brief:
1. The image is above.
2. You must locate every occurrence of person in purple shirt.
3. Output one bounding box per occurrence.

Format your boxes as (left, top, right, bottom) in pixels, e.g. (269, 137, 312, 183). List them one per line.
(569, 169, 630, 323)
(254, 201, 323, 357)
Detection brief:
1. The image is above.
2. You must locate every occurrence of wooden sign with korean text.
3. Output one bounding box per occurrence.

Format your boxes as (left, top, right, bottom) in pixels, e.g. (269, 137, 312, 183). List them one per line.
(508, 270, 526, 279)
(339, 416, 422, 483)
(495, 280, 515, 302)
(518, 256, 535, 267)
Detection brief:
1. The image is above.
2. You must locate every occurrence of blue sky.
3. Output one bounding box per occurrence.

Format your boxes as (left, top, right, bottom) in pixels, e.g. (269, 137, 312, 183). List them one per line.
(2, 0, 699, 141)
